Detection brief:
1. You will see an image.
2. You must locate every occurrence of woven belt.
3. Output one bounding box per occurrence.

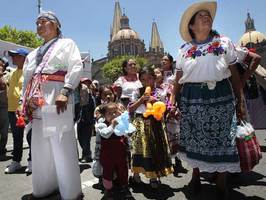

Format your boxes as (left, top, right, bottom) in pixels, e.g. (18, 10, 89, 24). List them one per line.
(41, 74, 65, 82)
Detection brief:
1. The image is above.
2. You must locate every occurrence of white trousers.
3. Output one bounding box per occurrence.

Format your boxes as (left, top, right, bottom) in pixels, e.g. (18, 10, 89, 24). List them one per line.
(31, 118, 82, 200)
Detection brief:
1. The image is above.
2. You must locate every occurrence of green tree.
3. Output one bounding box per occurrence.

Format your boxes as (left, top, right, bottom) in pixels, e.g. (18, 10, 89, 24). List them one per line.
(0, 25, 43, 48)
(102, 55, 149, 82)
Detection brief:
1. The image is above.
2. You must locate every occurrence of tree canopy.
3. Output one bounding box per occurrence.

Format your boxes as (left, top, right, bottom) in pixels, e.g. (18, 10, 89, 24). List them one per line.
(102, 55, 149, 82)
(0, 25, 42, 48)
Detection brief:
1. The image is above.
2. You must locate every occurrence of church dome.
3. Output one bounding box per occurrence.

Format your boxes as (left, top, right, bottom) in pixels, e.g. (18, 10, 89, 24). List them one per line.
(239, 31, 266, 46)
(111, 29, 140, 42)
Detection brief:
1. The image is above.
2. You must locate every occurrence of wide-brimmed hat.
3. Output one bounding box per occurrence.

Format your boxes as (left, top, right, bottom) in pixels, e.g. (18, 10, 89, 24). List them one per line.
(179, 1, 217, 42)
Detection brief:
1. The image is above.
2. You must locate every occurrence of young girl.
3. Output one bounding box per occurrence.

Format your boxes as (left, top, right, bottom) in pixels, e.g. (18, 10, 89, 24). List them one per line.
(154, 65, 186, 176)
(92, 85, 116, 186)
(95, 102, 133, 200)
(129, 67, 173, 189)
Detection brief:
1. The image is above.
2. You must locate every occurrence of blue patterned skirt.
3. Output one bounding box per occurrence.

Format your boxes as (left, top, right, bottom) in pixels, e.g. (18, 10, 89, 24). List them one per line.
(179, 79, 240, 172)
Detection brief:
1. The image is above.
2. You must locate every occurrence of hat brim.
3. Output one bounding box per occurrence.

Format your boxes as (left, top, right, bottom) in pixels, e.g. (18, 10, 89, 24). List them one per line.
(180, 1, 217, 42)
(8, 50, 28, 57)
(8, 50, 19, 57)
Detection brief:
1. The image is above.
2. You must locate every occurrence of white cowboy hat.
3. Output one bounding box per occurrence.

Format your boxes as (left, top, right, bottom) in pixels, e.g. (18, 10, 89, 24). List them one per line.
(179, 1, 217, 42)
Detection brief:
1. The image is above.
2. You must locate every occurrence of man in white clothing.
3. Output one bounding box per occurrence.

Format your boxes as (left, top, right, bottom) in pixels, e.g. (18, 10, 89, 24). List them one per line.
(22, 11, 83, 200)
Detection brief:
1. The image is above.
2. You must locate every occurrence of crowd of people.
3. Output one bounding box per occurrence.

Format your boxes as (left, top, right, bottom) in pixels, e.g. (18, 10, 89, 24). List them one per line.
(0, 1, 263, 200)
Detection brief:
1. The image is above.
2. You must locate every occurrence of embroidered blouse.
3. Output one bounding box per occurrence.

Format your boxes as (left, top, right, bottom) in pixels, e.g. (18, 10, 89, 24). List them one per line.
(131, 87, 168, 114)
(114, 76, 142, 99)
(175, 35, 237, 84)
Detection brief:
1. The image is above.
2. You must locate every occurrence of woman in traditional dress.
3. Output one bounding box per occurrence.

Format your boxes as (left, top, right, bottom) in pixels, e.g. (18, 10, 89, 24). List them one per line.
(171, 1, 244, 198)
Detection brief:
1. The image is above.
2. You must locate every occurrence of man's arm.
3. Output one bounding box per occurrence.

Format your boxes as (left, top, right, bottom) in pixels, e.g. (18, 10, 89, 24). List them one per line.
(55, 39, 83, 114)
(229, 64, 245, 120)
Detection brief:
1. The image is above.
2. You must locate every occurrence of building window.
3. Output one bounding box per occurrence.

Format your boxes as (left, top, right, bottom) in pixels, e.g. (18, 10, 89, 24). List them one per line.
(125, 45, 131, 54)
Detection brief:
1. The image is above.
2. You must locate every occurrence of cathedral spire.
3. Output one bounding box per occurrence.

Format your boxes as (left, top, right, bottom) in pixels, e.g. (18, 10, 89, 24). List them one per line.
(111, 1, 122, 39)
(150, 21, 164, 53)
(245, 12, 256, 33)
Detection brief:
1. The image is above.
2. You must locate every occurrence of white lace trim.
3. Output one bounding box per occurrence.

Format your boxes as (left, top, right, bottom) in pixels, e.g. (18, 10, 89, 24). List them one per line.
(179, 153, 241, 173)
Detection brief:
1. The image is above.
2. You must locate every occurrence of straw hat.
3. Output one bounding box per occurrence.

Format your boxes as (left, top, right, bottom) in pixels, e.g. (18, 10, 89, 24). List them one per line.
(179, 1, 217, 42)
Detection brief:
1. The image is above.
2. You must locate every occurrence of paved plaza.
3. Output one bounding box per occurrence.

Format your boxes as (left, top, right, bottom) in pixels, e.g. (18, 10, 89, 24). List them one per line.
(0, 130, 265, 200)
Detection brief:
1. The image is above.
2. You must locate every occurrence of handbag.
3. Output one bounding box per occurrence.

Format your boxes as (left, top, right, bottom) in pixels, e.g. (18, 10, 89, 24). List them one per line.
(236, 121, 262, 172)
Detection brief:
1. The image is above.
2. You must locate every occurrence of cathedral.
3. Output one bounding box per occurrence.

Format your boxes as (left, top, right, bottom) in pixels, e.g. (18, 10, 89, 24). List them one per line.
(92, 1, 164, 84)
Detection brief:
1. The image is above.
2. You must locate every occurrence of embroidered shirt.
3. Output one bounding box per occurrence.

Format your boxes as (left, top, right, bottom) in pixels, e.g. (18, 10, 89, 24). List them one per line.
(22, 38, 83, 106)
(114, 76, 142, 99)
(176, 35, 237, 84)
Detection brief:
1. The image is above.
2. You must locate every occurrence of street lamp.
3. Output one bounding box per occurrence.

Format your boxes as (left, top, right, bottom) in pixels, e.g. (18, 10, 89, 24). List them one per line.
(37, 0, 42, 14)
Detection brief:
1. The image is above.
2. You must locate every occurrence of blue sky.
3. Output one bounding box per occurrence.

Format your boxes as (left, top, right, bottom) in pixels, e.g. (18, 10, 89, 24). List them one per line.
(1, 0, 266, 60)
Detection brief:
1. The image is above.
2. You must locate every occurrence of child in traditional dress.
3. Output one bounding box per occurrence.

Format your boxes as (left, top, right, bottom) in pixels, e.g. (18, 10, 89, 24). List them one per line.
(129, 67, 173, 189)
(95, 102, 133, 200)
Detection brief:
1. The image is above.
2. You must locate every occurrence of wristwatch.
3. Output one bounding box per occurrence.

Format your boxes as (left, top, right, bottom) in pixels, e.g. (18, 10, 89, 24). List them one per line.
(60, 87, 72, 97)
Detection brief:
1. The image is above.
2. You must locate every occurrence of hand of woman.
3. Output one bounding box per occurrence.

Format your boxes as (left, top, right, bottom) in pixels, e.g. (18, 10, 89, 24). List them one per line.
(167, 106, 181, 120)
(140, 93, 150, 103)
(55, 94, 68, 114)
(149, 95, 157, 103)
(174, 107, 181, 120)
(167, 106, 176, 119)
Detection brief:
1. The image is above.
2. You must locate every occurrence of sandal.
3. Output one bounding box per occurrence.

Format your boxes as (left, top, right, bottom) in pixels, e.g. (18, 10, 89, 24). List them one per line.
(103, 189, 114, 200)
(120, 186, 135, 200)
(129, 175, 142, 187)
(150, 178, 159, 189)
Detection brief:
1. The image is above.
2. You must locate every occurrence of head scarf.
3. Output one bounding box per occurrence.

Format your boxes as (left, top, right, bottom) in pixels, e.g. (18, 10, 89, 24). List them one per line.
(37, 11, 62, 35)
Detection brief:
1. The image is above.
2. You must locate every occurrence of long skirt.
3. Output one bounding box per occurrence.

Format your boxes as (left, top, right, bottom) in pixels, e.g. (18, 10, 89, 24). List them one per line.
(179, 79, 241, 173)
(131, 115, 173, 178)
